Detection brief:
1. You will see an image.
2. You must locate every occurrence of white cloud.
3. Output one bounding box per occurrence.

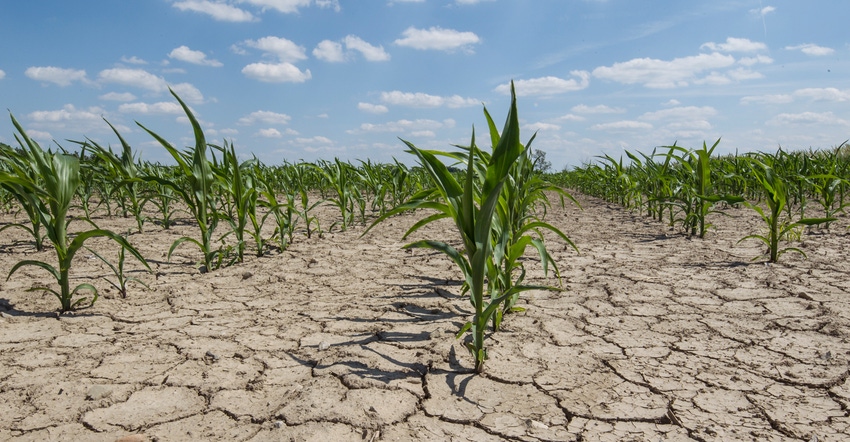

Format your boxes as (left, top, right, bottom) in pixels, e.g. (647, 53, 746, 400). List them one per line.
(786, 43, 835, 56)
(793, 87, 850, 102)
(592, 52, 735, 88)
(240, 0, 311, 13)
(343, 35, 390, 61)
(28, 104, 104, 127)
(118, 102, 185, 114)
(358, 102, 389, 114)
(394, 26, 480, 52)
(25, 66, 88, 86)
(313, 40, 345, 62)
(314, 35, 390, 62)
(0, 69, 5, 80)
(242, 62, 311, 82)
(767, 112, 849, 126)
(740, 94, 794, 105)
(172, 0, 256, 22)
(556, 114, 586, 122)
(738, 55, 773, 66)
(170, 83, 205, 104)
(380, 91, 478, 108)
(590, 121, 653, 131)
(639, 106, 717, 122)
(701, 37, 767, 53)
(571, 104, 625, 114)
(99, 92, 137, 102)
(169, 45, 223, 67)
(120, 56, 148, 65)
(742, 88, 850, 105)
(353, 118, 455, 134)
(662, 99, 681, 106)
(456, 0, 495, 3)
(495, 71, 590, 97)
(256, 128, 283, 138)
(98, 68, 167, 92)
(750, 6, 775, 16)
(314, 0, 340, 11)
(238, 110, 292, 125)
(242, 36, 307, 62)
(524, 122, 560, 131)
(295, 135, 333, 145)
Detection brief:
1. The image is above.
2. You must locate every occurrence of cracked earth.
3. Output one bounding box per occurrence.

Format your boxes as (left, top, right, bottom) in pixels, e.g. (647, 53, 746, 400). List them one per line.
(1, 194, 849, 441)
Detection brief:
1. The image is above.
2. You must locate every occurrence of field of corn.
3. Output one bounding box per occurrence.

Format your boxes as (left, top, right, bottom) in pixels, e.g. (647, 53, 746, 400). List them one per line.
(1, 88, 849, 441)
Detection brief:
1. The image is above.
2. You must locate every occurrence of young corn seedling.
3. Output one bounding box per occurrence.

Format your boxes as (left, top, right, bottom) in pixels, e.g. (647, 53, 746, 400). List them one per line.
(1, 114, 149, 312)
(88, 237, 151, 298)
(367, 83, 544, 372)
(738, 154, 835, 262)
(138, 89, 224, 272)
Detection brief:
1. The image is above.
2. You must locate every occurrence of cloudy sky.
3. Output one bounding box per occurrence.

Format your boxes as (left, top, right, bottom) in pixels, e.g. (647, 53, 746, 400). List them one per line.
(0, 0, 847, 169)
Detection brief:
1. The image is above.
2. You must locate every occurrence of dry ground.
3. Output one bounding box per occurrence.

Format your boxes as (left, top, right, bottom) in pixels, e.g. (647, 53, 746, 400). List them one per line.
(0, 193, 848, 441)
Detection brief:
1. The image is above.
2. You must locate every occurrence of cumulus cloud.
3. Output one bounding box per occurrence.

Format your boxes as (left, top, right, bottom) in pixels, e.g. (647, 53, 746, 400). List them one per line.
(794, 87, 850, 102)
(495, 71, 590, 97)
(120, 56, 148, 65)
(524, 122, 560, 131)
(0, 69, 6, 80)
(241, 36, 307, 62)
(750, 5, 775, 16)
(99, 92, 138, 102)
(786, 43, 835, 56)
(313, 40, 345, 62)
(118, 102, 185, 114)
(256, 128, 283, 138)
(238, 110, 292, 125)
(242, 62, 311, 82)
(25, 66, 88, 86)
(352, 118, 455, 134)
(98, 68, 167, 92)
(701, 37, 767, 53)
(379, 91, 478, 108)
(571, 104, 625, 114)
(590, 121, 653, 131)
(169, 45, 223, 67)
(742, 87, 850, 105)
(593, 53, 735, 88)
(343, 35, 390, 61)
(767, 112, 850, 126)
(240, 0, 312, 13)
(172, 0, 256, 21)
(639, 106, 717, 122)
(394, 26, 480, 52)
(315, 36, 390, 62)
(357, 102, 389, 114)
(26, 105, 107, 134)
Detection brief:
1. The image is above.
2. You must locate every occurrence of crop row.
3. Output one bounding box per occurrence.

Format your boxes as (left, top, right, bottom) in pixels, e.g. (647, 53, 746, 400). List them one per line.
(0, 87, 569, 372)
(551, 139, 849, 262)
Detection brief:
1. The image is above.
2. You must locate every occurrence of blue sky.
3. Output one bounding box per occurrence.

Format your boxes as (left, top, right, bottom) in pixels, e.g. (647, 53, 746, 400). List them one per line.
(1, 0, 847, 169)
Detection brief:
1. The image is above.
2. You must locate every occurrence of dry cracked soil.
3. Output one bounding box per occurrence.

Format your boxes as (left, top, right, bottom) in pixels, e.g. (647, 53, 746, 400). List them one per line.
(1, 193, 849, 441)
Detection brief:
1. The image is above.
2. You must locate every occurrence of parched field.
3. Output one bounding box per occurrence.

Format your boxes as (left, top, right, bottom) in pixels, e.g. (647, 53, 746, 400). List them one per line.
(1, 193, 848, 441)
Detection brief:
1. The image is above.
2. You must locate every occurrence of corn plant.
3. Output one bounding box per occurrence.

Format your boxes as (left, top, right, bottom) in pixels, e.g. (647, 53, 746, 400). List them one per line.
(212, 141, 260, 261)
(1, 114, 149, 312)
(88, 236, 151, 298)
(660, 140, 745, 237)
(367, 83, 548, 372)
(738, 153, 835, 262)
(74, 118, 148, 232)
(313, 158, 361, 231)
(256, 164, 297, 251)
(138, 89, 223, 272)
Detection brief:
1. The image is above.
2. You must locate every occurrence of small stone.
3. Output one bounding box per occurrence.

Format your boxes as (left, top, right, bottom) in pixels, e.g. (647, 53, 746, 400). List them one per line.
(86, 385, 113, 400)
(318, 341, 330, 351)
(242, 272, 253, 280)
(527, 419, 548, 430)
(274, 421, 284, 429)
(205, 350, 220, 361)
(820, 351, 831, 360)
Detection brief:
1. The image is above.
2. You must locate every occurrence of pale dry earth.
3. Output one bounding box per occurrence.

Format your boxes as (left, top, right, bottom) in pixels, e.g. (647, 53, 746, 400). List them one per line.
(0, 194, 849, 441)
